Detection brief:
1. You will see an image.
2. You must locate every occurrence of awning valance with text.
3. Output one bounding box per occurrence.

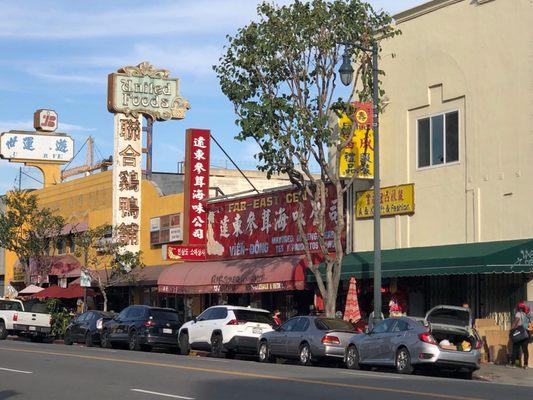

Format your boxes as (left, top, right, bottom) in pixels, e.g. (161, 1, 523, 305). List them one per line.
(158, 255, 307, 294)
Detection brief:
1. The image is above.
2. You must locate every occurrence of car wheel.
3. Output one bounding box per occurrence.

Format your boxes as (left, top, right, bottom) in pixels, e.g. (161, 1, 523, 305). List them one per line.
(129, 330, 141, 351)
(85, 332, 93, 347)
(258, 341, 274, 363)
(298, 343, 313, 366)
(0, 321, 8, 340)
(179, 333, 190, 356)
(345, 345, 361, 370)
(210, 334, 223, 358)
(395, 347, 413, 374)
(63, 330, 73, 345)
(100, 330, 111, 348)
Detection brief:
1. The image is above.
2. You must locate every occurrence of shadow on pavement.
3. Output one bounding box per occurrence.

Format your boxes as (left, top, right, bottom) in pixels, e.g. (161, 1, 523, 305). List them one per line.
(0, 390, 19, 400)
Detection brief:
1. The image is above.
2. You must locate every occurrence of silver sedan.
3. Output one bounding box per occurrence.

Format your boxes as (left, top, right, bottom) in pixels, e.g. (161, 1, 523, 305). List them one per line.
(258, 316, 356, 366)
(345, 307, 481, 379)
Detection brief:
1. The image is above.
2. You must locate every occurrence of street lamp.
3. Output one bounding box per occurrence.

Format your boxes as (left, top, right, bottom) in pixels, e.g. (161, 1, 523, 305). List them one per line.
(340, 41, 382, 324)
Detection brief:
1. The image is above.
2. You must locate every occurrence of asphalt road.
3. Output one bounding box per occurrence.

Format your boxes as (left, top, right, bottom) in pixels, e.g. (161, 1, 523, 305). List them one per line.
(0, 340, 530, 400)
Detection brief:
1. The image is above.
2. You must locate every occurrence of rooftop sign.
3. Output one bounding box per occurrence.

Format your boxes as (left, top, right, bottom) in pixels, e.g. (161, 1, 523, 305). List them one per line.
(0, 131, 74, 162)
(107, 61, 190, 121)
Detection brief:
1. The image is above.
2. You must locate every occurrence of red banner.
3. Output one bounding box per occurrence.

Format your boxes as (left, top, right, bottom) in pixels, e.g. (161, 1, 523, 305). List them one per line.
(165, 244, 207, 261)
(205, 185, 341, 260)
(183, 129, 210, 246)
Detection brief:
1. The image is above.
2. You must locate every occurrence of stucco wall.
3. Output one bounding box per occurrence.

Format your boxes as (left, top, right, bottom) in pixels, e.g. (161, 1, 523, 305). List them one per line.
(352, 0, 533, 251)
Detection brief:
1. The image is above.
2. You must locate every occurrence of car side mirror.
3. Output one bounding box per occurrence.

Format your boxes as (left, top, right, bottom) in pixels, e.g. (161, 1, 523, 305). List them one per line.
(192, 317, 197, 323)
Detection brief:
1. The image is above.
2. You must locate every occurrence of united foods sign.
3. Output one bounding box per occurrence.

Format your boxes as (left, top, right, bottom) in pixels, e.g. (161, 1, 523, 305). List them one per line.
(107, 61, 190, 121)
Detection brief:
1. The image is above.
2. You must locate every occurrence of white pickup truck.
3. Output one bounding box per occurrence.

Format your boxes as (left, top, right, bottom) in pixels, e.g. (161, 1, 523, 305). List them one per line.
(0, 298, 52, 341)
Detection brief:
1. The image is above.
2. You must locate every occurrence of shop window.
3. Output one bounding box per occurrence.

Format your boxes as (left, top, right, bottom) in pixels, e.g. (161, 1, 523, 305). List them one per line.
(68, 236, 75, 254)
(417, 110, 459, 168)
(57, 238, 66, 255)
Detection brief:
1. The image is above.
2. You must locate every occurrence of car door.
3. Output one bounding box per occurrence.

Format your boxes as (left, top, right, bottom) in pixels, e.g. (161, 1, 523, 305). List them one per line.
(359, 319, 391, 363)
(286, 317, 309, 357)
(78, 312, 93, 339)
(73, 313, 90, 341)
(270, 318, 298, 356)
(110, 307, 130, 341)
(205, 307, 227, 346)
(188, 308, 213, 348)
(385, 319, 410, 363)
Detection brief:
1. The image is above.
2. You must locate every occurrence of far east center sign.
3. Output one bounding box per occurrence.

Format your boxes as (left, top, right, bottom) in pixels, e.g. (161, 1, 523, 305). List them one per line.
(205, 185, 340, 260)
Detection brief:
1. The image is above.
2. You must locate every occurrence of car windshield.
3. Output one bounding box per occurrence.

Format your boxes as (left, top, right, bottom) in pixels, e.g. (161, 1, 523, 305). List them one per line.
(233, 310, 274, 325)
(22, 301, 49, 314)
(315, 318, 355, 331)
(150, 309, 180, 322)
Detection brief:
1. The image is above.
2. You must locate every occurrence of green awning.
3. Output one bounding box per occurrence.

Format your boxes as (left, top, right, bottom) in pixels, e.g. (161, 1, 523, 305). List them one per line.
(306, 239, 533, 282)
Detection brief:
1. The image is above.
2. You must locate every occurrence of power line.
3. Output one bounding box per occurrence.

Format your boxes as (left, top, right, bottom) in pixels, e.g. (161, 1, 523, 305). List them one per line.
(62, 137, 89, 171)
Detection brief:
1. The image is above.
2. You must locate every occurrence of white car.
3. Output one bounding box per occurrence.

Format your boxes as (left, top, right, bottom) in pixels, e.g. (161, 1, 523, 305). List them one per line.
(178, 305, 275, 358)
(0, 298, 52, 341)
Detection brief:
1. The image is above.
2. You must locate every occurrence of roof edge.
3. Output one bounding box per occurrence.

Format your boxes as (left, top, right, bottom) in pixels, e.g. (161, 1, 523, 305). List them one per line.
(393, 0, 464, 24)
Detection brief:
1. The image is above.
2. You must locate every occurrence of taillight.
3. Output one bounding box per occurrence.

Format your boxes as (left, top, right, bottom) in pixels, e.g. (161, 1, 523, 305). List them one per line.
(13, 313, 18, 322)
(475, 339, 483, 350)
(418, 332, 437, 345)
(321, 335, 341, 345)
(96, 318, 103, 330)
(226, 319, 245, 325)
(143, 320, 156, 327)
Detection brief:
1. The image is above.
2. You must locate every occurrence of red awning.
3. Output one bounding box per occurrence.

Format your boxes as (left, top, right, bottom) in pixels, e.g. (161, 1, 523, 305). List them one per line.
(33, 284, 95, 299)
(157, 255, 307, 294)
(30, 255, 80, 276)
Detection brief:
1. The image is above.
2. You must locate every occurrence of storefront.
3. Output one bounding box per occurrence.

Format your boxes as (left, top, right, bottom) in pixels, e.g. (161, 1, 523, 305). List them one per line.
(158, 255, 312, 322)
(308, 238, 533, 328)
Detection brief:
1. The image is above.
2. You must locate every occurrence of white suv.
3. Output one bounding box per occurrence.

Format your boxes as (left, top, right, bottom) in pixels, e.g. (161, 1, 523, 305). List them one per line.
(178, 305, 275, 358)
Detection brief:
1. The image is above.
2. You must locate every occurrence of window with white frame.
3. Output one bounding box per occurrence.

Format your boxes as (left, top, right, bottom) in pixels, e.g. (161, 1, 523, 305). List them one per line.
(417, 111, 459, 168)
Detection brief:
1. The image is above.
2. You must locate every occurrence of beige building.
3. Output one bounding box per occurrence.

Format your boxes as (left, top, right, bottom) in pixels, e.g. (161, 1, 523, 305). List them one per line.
(345, 0, 533, 325)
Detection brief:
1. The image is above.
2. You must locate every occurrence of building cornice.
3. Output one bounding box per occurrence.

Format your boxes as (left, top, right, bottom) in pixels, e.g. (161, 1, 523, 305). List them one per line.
(393, 0, 464, 24)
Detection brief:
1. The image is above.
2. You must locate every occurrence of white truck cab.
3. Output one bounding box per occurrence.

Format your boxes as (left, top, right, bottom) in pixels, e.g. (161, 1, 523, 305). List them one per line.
(0, 298, 52, 341)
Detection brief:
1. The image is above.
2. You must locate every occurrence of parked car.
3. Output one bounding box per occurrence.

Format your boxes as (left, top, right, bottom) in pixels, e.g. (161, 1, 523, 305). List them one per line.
(344, 305, 482, 379)
(178, 305, 275, 358)
(0, 298, 51, 342)
(258, 316, 357, 366)
(100, 305, 182, 352)
(64, 310, 115, 347)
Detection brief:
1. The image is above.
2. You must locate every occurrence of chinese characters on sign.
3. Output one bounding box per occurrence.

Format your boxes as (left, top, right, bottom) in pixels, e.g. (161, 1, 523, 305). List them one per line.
(33, 109, 58, 132)
(164, 244, 207, 261)
(0, 131, 74, 162)
(355, 183, 415, 219)
(112, 114, 143, 253)
(206, 185, 340, 260)
(338, 102, 374, 180)
(184, 129, 210, 247)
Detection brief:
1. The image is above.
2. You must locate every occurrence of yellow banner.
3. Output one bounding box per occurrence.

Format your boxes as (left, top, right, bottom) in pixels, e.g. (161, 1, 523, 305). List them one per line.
(356, 184, 415, 219)
(338, 114, 374, 179)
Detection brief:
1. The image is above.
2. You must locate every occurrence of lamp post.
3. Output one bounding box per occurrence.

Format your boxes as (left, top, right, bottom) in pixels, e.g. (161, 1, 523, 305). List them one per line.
(339, 40, 382, 323)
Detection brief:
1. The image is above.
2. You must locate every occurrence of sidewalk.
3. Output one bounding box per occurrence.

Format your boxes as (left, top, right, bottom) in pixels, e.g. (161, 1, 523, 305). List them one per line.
(476, 364, 533, 386)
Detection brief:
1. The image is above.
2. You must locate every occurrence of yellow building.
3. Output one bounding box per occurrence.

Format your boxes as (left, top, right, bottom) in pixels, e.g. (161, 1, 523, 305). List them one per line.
(3, 167, 291, 309)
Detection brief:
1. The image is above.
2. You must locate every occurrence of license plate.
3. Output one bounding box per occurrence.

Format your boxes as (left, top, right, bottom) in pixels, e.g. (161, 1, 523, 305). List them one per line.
(253, 327, 263, 334)
(162, 328, 172, 334)
(29, 326, 36, 331)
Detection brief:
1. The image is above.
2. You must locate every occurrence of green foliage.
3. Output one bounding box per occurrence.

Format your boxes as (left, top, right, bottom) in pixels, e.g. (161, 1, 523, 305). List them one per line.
(45, 298, 71, 338)
(214, 0, 398, 182)
(0, 190, 65, 283)
(74, 224, 144, 311)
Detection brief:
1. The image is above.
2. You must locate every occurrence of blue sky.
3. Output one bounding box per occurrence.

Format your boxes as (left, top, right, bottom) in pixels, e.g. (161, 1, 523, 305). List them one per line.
(0, 0, 426, 192)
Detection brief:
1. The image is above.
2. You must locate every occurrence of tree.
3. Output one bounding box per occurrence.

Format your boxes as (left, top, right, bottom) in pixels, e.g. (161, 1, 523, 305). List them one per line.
(215, 0, 398, 317)
(74, 224, 144, 311)
(0, 190, 65, 285)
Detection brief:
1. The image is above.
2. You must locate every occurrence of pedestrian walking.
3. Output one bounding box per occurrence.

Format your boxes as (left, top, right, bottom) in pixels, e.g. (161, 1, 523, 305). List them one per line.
(510, 301, 531, 369)
(273, 309, 282, 326)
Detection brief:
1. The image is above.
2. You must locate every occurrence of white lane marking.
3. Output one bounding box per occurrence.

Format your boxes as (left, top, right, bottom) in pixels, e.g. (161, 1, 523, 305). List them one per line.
(131, 389, 195, 399)
(0, 367, 33, 374)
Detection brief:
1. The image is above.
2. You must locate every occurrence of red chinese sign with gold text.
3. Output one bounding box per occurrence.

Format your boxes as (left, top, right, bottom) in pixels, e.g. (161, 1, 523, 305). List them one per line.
(205, 185, 341, 260)
(183, 129, 210, 246)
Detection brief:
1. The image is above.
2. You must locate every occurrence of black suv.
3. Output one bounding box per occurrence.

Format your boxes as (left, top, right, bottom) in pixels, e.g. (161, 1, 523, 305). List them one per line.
(101, 305, 181, 352)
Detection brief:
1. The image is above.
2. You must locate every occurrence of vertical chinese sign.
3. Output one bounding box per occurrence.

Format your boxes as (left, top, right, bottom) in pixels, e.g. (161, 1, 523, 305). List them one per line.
(113, 115, 142, 253)
(108, 61, 190, 254)
(339, 101, 374, 179)
(183, 129, 210, 248)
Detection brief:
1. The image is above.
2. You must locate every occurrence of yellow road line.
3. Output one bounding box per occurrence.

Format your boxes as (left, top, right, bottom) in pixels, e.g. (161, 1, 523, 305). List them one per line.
(0, 346, 483, 400)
